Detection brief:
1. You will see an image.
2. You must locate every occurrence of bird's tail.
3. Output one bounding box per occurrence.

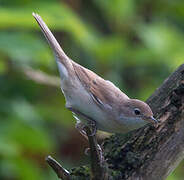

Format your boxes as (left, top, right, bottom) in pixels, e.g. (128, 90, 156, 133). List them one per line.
(32, 13, 73, 79)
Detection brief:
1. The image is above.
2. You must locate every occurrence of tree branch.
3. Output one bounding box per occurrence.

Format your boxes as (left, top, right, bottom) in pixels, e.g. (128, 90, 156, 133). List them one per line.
(85, 126, 109, 180)
(22, 66, 60, 87)
(46, 156, 71, 180)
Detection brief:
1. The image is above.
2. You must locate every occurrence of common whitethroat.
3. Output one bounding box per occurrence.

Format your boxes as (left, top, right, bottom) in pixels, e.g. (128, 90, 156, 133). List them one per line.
(32, 13, 158, 135)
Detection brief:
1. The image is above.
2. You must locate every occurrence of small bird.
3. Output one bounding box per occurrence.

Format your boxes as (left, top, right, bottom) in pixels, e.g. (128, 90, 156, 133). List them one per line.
(32, 13, 158, 135)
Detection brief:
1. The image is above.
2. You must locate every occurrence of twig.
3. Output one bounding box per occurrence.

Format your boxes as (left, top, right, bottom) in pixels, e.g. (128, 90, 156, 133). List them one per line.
(46, 155, 71, 180)
(85, 126, 109, 180)
(22, 66, 60, 87)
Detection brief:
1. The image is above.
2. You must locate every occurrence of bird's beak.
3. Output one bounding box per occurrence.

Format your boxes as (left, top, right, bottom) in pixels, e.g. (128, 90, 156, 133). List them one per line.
(150, 116, 159, 124)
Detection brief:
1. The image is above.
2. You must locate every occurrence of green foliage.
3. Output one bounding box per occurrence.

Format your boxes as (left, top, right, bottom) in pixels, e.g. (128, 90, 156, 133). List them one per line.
(0, 0, 183, 179)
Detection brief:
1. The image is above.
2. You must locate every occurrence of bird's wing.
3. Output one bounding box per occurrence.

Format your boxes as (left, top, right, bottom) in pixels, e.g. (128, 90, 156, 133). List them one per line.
(72, 62, 129, 109)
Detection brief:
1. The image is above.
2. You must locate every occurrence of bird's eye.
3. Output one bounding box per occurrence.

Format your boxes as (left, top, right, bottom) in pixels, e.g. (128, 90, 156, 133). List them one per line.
(134, 108, 141, 115)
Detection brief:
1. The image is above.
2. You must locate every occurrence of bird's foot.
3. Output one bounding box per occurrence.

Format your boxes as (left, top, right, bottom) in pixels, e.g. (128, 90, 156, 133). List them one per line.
(67, 107, 97, 136)
(75, 121, 87, 138)
(75, 120, 97, 137)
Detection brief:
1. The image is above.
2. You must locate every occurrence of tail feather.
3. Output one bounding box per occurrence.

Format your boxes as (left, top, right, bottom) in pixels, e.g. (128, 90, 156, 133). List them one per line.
(32, 13, 72, 78)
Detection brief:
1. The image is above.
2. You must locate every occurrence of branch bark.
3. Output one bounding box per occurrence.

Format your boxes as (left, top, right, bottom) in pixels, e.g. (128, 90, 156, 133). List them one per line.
(49, 64, 184, 180)
(46, 156, 71, 180)
(84, 126, 109, 180)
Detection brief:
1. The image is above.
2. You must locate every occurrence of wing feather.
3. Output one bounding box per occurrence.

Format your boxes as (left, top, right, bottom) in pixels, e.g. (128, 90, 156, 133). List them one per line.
(72, 62, 129, 109)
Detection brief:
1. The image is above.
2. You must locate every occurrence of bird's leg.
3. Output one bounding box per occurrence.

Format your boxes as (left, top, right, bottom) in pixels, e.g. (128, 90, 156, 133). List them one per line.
(67, 107, 97, 136)
(87, 119, 97, 136)
(75, 121, 88, 138)
(67, 107, 104, 162)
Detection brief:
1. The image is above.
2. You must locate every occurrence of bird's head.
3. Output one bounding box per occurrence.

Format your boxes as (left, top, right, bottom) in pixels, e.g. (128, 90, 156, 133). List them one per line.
(124, 99, 158, 123)
(119, 99, 158, 131)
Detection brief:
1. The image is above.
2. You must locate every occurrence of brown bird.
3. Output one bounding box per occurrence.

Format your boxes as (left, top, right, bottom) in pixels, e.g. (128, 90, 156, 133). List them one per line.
(32, 13, 158, 135)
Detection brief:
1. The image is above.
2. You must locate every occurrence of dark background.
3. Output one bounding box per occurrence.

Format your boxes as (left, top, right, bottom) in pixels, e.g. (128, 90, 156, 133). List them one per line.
(0, 0, 183, 179)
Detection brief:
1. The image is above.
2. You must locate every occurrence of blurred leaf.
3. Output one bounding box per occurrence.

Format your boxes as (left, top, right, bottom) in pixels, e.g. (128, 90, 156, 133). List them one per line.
(12, 157, 44, 180)
(0, 58, 7, 74)
(137, 22, 184, 69)
(94, 0, 135, 25)
(8, 120, 53, 153)
(11, 98, 42, 124)
(0, 31, 53, 68)
(0, 137, 20, 157)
